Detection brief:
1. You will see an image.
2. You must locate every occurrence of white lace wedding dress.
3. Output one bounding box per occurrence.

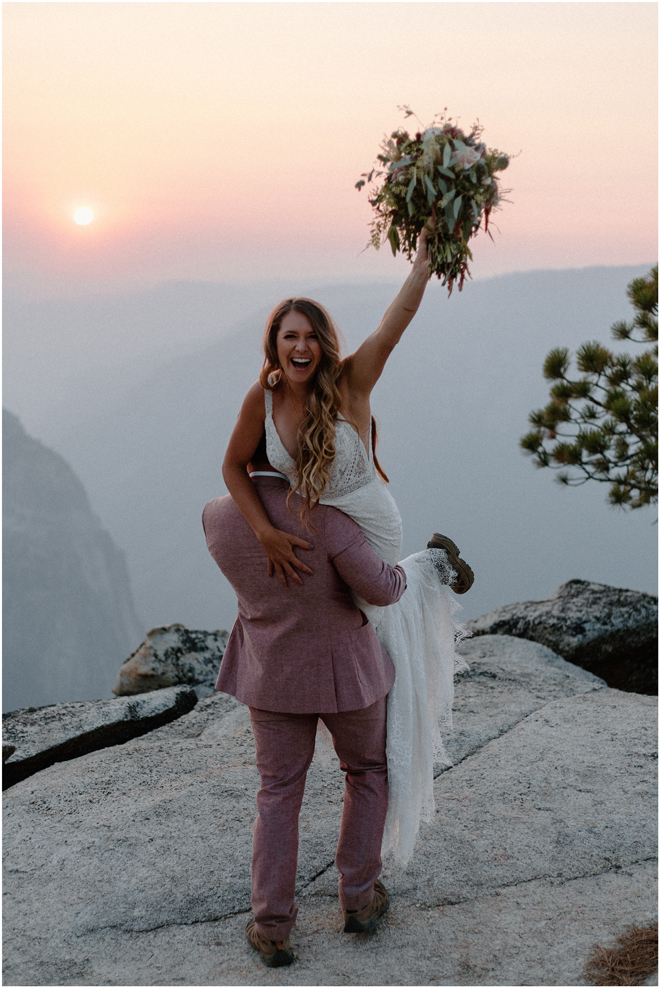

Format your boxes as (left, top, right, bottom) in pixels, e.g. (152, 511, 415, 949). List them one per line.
(264, 390, 470, 867)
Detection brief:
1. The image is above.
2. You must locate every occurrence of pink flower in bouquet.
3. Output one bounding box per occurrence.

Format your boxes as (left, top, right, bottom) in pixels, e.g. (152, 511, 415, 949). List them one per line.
(453, 145, 482, 169)
(388, 155, 412, 183)
(388, 165, 409, 184)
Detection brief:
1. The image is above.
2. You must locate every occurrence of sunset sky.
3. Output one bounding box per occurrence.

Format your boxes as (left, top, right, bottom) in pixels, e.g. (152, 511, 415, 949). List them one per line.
(3, 2, 658, 298)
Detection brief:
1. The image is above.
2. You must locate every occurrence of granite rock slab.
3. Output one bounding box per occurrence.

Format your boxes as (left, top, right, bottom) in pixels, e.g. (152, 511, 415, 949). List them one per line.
(400, 687, 656, 902)
(304, 686, 656, 909)
(443, 634, 606, 770)
(3, 636, 657, 986)
(2, 685, 197, 789)
(465, 579, 658, 694)
(5, 862, 654, 986)
(2, 697, 346, 940)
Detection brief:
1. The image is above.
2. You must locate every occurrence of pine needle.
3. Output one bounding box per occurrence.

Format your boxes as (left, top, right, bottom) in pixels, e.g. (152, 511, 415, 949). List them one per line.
(584, 922, 658, 986)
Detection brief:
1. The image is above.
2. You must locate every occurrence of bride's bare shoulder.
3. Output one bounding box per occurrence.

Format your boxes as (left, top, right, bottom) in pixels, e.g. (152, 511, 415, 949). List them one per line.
(241, 380, 266, 418)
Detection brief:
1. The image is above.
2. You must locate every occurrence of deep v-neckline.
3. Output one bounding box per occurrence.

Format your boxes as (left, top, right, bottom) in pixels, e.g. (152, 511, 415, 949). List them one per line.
(266, 393, 296, 465)
(266, 390, 371, 465)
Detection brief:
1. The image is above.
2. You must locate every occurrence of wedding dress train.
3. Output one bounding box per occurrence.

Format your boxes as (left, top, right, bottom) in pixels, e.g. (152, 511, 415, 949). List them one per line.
(264, 389, 470, 866)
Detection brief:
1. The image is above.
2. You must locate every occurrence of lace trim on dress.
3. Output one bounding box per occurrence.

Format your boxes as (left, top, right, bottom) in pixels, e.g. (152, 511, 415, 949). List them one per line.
(378, 548, 471, 868)
(263, 389, 297, 488)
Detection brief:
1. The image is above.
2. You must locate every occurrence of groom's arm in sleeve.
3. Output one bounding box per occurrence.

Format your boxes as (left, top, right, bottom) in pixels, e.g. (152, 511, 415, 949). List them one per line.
(323, 509, 406, 607)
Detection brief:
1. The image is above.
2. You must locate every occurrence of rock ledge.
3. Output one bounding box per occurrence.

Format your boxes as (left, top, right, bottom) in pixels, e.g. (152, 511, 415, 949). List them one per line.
(2, 685, 197, 789)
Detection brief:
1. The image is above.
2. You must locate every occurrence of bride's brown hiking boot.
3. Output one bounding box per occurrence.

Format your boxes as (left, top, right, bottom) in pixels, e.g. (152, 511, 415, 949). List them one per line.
(343, 880, 389, 933)
(427, 533, 474, 594)
(246, 919, 295, 967)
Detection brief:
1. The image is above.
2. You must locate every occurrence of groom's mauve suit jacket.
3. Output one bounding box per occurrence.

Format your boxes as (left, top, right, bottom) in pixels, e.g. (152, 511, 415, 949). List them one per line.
(202, 474, 406, 714)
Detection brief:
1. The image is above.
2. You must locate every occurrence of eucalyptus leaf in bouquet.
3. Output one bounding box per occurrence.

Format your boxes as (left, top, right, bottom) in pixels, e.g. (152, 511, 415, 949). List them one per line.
(356, 106, 512, 293)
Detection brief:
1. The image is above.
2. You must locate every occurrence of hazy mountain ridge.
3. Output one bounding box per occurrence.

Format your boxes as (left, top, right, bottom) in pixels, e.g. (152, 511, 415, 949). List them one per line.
(2, 276, 402, 437)
(3, 410, 144, 711)
(4, 265, 656, 637)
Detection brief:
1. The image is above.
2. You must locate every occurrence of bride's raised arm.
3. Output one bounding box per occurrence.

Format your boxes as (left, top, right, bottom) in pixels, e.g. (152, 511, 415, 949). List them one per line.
(342, 228, 431, 398)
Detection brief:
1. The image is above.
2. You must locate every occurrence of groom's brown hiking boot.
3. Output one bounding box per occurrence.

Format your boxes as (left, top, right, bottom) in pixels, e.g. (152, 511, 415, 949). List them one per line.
(343, 880, 389, 933)
(427, 533, 474, 594)
(246, 919, 295, 967)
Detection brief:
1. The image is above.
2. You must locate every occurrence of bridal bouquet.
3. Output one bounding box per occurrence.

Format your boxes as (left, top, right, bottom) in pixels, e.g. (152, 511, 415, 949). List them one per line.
(356, 107, 511, 293)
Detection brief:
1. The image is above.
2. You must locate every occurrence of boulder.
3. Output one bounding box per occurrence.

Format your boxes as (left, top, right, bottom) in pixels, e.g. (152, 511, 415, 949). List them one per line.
(466, 579, 658, 695)
(3, 635, 657, 986)
(113, 624, 228, 696)
(2, 685, 197, 790)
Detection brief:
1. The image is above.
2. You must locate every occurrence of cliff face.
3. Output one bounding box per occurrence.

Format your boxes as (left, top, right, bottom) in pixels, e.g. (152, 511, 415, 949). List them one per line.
(2, 410, 143, 711)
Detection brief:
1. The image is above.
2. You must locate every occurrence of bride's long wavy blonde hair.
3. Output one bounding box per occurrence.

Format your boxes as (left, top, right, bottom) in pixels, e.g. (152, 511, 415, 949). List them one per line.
(260, 297, 389, 518)
(260, 298, 342, 516)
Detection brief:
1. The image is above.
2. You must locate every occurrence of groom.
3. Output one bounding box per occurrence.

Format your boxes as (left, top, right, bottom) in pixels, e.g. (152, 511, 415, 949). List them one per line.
(202, 466, 407, 967)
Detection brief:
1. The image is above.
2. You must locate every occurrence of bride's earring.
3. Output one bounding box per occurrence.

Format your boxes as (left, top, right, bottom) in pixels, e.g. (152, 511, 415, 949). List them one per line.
(267, 369, 282, 388)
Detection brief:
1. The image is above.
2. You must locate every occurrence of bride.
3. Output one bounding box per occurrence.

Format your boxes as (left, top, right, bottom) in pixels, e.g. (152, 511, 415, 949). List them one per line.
(222, 228, 472, 866)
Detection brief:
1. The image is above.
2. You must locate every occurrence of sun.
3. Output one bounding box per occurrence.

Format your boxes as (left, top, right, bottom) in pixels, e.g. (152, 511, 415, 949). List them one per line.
(73, 207, 94, 226)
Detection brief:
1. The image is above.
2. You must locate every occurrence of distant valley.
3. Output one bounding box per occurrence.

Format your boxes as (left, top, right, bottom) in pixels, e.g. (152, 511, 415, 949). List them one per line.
(4, 265, 657, 641)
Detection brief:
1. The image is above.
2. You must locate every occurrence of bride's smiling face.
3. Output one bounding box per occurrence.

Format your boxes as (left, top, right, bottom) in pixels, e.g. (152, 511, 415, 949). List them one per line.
(276, 311, 322, 386)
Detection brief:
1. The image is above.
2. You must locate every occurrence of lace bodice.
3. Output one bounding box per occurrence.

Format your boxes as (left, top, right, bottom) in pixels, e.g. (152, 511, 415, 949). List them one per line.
(264, 388, 375, 500)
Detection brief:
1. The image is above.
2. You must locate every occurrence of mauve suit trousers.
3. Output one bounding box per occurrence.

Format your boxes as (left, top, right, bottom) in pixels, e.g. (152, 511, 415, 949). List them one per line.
(249, 698, 388, 941)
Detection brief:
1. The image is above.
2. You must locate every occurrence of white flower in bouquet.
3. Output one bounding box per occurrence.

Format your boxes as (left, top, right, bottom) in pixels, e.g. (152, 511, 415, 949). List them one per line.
(452, 143, 482, 169)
